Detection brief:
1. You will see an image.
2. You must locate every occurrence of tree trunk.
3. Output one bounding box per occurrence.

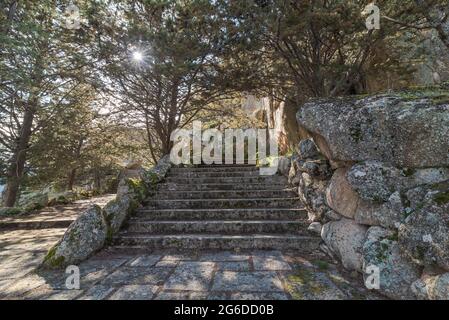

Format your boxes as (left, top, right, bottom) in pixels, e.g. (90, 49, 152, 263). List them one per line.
(3, 107, 35, 207)
(93, 170, 101, 193)
(67, 168, 77, 191)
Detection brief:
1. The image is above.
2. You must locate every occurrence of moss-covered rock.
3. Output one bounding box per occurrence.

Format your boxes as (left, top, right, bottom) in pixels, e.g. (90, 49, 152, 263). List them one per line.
(399, 181, 449, 271)
(127, 178, 147, 202)
(143, 154, 172, 188)
(362, 226, 421, 299)
(297, 93, 449, 168)
(41, 205, 108, 269)
(103, 195, 136, 235)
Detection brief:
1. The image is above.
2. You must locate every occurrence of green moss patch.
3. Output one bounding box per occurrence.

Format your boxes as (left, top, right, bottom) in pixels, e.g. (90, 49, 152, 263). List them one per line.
(42, 246, 65, 268)
(313, 260, 330, 271)
(434, 191, 449, 205)
(126, 178, 148, 202)
(397, 85, 449, 105)
(286, 269, 331, 299)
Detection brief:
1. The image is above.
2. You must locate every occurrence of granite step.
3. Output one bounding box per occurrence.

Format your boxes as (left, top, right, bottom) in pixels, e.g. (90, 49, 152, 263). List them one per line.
(165, 176, 287, 184)
(144, 197, 300, 209)
(124, 220, 308, 234)
(167, 171, 264, 178)
(196, 164, 256, 167)
(157, 183, 288, 191)
(133, 208, 307, 221)
(112, 234, 321, 251)
(170, 166, 258, 173)
(152, 189, 297, 200)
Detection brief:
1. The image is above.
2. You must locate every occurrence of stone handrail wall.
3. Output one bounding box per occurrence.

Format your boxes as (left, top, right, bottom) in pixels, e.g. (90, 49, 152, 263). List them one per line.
(41, 155, 172, 269)
(290, 94, 449, 299)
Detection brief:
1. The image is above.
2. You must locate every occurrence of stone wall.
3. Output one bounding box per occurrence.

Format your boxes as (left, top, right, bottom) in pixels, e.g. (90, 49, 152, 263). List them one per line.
(41, 155, 172, 269)
(289, 93, 449, 299)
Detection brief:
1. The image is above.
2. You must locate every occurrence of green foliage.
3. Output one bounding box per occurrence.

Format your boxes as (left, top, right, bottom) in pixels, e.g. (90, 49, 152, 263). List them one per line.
(0, 207, 23, 216)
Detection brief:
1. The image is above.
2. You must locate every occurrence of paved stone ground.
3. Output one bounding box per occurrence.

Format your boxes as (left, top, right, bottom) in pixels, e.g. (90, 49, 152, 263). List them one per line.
(0, 247, 385, 300)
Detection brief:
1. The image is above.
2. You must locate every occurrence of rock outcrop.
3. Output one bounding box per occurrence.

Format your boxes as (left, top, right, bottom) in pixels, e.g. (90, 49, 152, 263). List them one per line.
(297, 94, 449, 168)
(292, 91, 449, 299)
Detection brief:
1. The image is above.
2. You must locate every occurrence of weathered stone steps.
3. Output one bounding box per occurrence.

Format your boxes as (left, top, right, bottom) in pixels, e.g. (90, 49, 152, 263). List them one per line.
(113, 164, 319, 251)
(152, 189, 297, 200)
(167, 171, 262, 178)
(158, 183, 287, 191)
(113, 234, 320, 251)
(124, 220, 308, 234)
(165, 176, 287, 184)
(170, 166, 258, 173)
(145, 198, 300, 209)
(133, 208, 307, 221)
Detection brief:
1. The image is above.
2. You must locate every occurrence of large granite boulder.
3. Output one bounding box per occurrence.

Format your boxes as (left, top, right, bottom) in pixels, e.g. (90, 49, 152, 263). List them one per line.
(297, 95, 449, 168)
(362, 226, 421, 299)
(355, 192, 404, 229)
(399, 181, 449, 271)
(347, 161, 404, 203)
(321, 218, 368, 271)
(325, 168, 359, 219)
(347, 161, 449, 203)
(42, 205, 108, 268)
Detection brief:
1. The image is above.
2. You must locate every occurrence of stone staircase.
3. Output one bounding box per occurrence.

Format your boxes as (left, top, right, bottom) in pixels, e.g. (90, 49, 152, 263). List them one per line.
(113, 164, 320, 251)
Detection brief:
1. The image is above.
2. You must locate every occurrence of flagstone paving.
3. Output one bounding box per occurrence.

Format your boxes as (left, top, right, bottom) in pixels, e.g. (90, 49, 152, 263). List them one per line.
(0, 247, 385, 300)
